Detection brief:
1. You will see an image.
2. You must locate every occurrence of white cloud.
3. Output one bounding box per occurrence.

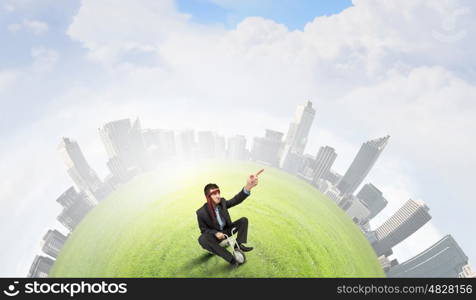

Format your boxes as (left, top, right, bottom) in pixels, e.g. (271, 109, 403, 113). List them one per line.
(8, 19, 49, 35)
(31, 47, 59, 72)
(67, 0, 195, 65)
(0, 71, 19, 92)
(4, 3, 15, 12)
(7, 23, 22, 32)
(24, 19, 49, 34)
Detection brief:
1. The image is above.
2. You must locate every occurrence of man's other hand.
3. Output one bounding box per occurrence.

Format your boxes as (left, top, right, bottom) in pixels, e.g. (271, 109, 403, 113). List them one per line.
(215, 232, 225, 240)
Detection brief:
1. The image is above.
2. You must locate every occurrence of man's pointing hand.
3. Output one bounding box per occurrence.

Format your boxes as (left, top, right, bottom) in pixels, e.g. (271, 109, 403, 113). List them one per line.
(245, 169, 264, 191)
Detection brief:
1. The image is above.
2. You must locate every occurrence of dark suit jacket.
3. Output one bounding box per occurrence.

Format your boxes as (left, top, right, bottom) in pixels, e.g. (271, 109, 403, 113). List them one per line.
(196, 188, 249, 236)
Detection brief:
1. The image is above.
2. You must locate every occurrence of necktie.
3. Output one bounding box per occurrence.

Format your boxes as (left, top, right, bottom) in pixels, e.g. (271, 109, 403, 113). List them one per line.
(215, 206, 224, 230)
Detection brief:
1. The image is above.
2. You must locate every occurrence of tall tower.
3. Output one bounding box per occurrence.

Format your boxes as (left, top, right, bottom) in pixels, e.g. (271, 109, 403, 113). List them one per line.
(99, 118, 149, 181)
(99, 119, 132, 162)
(197, 131, 215, 159)
(58, 137, 107, 202)
(176, 129, 196, 159)
(227, 135, 248, 160)
(251, 129, 284, 167)
(41, 229, 68, 259)
(284, 100, 316, 155)
(27, 255, 55, 278)
(387, 235, 469, 278)
(372, 199, 431, 256)
(357, 183, 388, 220)
(312, 146, 337, 183)
(56, 187, 94, 232)
(280, 101, 316, 172)
(337, 135, 390, 195)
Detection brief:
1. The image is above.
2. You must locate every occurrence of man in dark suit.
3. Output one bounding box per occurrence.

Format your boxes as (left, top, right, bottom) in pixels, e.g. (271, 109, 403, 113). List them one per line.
(196, 170, 263, 266)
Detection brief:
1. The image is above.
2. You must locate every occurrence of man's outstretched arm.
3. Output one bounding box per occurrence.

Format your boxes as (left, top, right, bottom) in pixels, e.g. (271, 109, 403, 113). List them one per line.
(225, 169, 263, 209)
(225, 188, 250, 209)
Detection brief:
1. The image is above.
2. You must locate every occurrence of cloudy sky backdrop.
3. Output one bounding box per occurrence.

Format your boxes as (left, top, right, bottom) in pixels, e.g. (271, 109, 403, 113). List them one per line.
(1, 0, 475, 276)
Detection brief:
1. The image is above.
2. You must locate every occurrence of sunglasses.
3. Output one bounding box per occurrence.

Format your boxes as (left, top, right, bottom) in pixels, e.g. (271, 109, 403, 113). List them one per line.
(207, 189, 220, 197)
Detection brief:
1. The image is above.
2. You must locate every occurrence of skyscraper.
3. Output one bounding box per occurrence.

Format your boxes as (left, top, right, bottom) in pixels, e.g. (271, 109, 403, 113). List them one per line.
(459, 265, 476, 278)
(143, 128, 176, 161)
(41, 229, 68, 258)
(215, 134, 226, 158)
(345, 196, 371, 224)
(100, 119, 134, 165)
(197, 131, 215, 158)
(378, 255, 399, 272)
(27, 255, 55, 278)
(337, 135, 390, 195)
(176, 129, 196, 159)
(324, 170, 342, 185)
(280, 101, 316, 172)
(387, 235, 469, 278)
(58, 137, 110, 202)
(227, 135, 248, 160)
(129, 118, 149, 168)
(283, 100, 316, 155)
(372, 199, 431, 256)
(312, 146, 337, 183)
(356, 183, 388, 220)
(251, 129, 284, 167)
(56, 187, 94, 232)
(99, 118, 149, 181)
(324, 188, 344, 204)
(299, 154, 317, 178)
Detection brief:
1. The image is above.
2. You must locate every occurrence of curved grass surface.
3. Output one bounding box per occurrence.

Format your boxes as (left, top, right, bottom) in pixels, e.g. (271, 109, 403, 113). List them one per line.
(50, 160, 384, 277)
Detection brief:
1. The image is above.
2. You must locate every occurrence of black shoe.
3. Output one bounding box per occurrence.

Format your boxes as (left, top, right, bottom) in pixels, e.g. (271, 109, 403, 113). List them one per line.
(230, 257, 241, 268)
(236, 243, 253, 252)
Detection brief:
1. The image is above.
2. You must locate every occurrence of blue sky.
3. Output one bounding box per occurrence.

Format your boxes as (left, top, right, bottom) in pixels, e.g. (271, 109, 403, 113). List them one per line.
(0, 0, 80, 68)
(176, 0, 352, 30)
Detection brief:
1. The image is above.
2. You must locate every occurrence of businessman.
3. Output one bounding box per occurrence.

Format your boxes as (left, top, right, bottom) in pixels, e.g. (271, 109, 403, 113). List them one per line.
(196, 169, 263, 266)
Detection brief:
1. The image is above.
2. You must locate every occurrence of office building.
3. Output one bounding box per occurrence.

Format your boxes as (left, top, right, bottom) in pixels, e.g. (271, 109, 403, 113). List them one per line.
(337, 135, 390, 195)
(99, 118, 149, 181)
(325, 170, 342, 185)
(372, 199, 431, 256)
(215, 134, 226, 158)
(197, 131, 215, 159)
(56, 187, 94, 232)
(387, 235, 469, 278)
(356, 183, 388, 220)
(251, 129, 284, 167)
(41, 229, 68, 259)
(176, 129, 196, 159)
(458, 265, 476, 278)
(312, 146, 337, 183)
(143, 128, 176, 161)
(345, 196, 371, 224)
(58, 137, 111, 202)
(280, 101, 316, 172)
(227, 135, 248, 160)
(299, 154, 317, 179)
(323, 185, 344, 204)
(27, 255, 54, 278)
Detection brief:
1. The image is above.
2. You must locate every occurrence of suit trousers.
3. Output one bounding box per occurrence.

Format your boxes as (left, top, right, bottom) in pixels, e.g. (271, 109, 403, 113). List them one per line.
(198, 217, 249, 263)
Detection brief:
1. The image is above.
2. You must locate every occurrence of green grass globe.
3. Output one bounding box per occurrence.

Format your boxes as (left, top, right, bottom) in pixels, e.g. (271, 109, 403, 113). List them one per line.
(50, 160, 385, 277)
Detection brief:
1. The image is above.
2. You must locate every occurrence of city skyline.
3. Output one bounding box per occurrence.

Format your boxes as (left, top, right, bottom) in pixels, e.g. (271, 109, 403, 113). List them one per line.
(26, 99, 473, 278)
